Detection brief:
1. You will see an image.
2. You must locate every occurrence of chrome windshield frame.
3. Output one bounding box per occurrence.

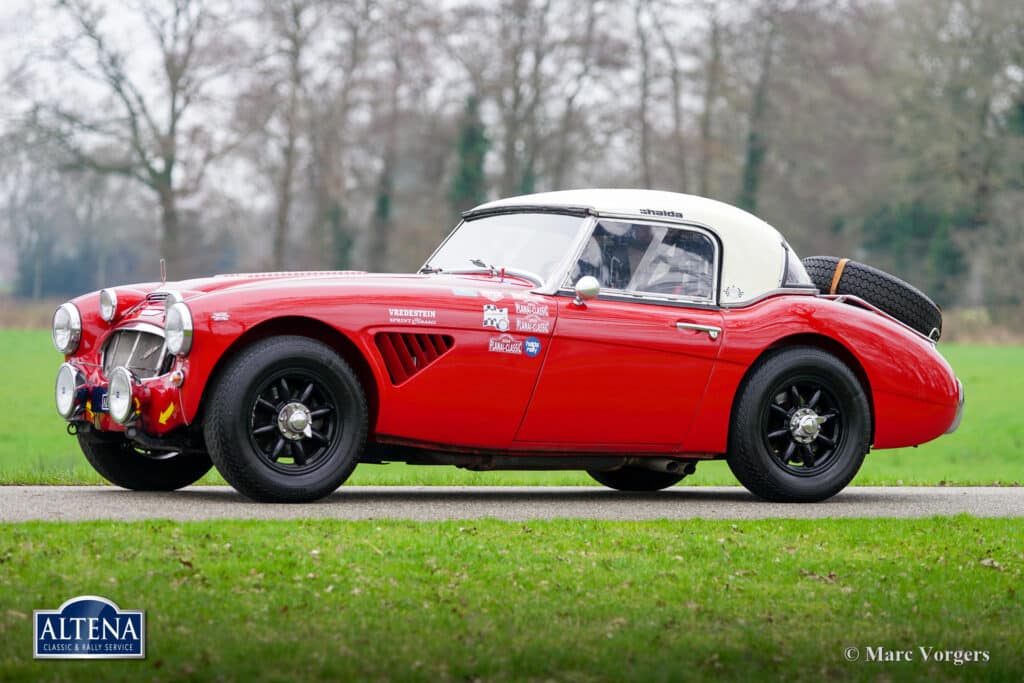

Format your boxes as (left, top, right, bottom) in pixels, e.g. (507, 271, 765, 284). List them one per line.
(420, 211, 597, 295)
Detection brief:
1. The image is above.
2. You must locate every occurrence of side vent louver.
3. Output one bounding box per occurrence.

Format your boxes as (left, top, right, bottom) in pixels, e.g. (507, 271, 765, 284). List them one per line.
(375, 333, 454, 385)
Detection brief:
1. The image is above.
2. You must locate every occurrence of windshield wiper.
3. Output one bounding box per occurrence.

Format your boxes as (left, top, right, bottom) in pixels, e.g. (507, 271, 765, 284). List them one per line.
(418, 264, 443, 274)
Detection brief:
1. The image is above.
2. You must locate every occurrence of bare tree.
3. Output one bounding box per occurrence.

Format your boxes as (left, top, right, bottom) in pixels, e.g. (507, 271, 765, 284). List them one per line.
(28, 0, 243, 274)
(263, 0, 324, 270)
(305, 0, 373, 270)
(634, 0, 653, 187)
(697, 3, 722, 197)
(737, 4, 778, 213)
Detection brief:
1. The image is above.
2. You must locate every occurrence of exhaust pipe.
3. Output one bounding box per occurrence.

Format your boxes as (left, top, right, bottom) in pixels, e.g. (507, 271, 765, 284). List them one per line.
(627, 458, 697, 476)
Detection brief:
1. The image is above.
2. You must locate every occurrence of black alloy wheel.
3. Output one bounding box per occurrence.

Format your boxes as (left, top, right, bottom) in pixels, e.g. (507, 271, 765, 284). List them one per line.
(204, 336, 367, 503)
(761, 379, 844, 476)
(726, 347, 870, 502)
(248, 370, 342, 475)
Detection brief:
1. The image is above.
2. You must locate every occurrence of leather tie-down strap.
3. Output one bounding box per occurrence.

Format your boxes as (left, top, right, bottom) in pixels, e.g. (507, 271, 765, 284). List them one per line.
(829, 258, 850, 295)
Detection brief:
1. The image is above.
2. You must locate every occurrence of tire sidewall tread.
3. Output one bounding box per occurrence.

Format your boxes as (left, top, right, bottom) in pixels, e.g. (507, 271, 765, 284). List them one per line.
(203, 336, 367, 503)
(726, 347, 870, 503)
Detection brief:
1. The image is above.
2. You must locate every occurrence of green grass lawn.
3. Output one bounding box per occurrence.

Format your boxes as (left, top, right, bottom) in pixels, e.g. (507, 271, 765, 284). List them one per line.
(1, 518, 1021, 682)
(2, 329, 1020, 486)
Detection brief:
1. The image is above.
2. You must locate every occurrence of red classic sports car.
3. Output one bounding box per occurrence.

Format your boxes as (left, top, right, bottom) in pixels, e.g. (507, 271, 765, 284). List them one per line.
(52, 190, 963, 502)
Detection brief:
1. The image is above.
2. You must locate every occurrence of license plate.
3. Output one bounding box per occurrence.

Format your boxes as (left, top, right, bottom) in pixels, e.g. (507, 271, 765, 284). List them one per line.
(92, 386, 109, 413)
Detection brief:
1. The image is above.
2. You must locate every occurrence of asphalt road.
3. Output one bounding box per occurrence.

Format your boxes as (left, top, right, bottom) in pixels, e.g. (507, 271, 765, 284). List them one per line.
(1, 486, 1022, 522)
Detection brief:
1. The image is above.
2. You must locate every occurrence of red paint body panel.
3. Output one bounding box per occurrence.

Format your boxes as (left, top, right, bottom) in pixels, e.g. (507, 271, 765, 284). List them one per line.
(516, 297, 722, 447)
(65, 272, 958, 455)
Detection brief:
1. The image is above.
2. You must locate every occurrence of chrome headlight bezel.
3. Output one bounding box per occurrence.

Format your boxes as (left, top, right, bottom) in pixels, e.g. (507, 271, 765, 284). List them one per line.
(108, 366, 136, 425)
(52, 303, 83, 354)
(55, 362, 82, 418)
(99, 288, 118, 322)
(164, 302, 193, 356)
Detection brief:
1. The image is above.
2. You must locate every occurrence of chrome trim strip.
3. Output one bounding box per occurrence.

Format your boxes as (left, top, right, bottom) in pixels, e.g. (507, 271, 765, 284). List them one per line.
(945, 379, 964, 434)
(111, 321, 166, 337)
(719, 287, 818, 308)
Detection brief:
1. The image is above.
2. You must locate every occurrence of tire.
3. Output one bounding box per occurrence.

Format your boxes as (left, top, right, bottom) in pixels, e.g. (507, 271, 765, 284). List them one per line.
(588, 468, 687, 492)
(203, 336, 367, 503)
(726, 347, 870, 502)
(78, 431, 212, 491)
(802, 255, 942, 340)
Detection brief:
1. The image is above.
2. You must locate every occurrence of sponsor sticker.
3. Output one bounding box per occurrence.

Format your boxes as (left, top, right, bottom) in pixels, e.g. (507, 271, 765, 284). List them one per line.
(482, 305, 510, 332)
(34, 596, 145, 659)
(388, 308, 437, 326)
(515, 314, 550, 334)
(488, 334, 523, 355)
(524, 337, 542, 357)
(514, 301, 550, 317)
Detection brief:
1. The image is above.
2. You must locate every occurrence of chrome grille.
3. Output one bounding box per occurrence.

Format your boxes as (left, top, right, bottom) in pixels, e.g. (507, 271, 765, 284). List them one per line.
(103, 330, 170, 379)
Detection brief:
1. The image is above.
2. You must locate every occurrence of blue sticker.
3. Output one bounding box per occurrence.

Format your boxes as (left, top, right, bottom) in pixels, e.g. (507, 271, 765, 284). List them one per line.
(524, 336, 542, 357)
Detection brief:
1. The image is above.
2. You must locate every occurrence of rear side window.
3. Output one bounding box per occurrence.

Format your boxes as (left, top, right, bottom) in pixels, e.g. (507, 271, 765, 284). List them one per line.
(567, 220, 716, 301)
(782, 243, 814, 287)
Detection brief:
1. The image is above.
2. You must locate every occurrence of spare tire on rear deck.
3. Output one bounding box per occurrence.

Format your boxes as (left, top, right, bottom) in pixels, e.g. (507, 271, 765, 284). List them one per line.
(802, 256, 943, 340)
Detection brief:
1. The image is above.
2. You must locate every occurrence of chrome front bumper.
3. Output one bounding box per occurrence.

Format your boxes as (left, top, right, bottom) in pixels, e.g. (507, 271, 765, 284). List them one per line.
(945, 378, 964, 434)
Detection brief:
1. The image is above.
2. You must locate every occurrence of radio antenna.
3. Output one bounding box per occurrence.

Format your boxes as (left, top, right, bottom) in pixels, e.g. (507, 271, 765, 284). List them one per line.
(160, 258, 167, 286)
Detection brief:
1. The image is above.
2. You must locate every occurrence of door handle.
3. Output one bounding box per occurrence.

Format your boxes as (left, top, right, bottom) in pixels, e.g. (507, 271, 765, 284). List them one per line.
(675, 322, 722, 340)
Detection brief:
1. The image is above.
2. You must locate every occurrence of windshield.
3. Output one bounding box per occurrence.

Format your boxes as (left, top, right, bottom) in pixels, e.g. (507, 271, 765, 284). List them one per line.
(425, 212, 584, 283)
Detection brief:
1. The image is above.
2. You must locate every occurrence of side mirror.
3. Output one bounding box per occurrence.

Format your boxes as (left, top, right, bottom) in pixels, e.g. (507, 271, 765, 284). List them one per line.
(573, 275, 601, 306)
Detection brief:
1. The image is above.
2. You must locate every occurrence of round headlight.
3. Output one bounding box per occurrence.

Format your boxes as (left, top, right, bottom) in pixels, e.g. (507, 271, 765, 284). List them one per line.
(108, 367, 135, 424)
(165, 302, 193, 356)
(99, 288, 118, 322)
(55, 363, 81, 418)
(52, 303, 82, 354)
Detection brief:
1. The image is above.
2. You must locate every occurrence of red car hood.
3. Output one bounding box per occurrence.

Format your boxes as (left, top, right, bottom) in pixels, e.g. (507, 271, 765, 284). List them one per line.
(154, 271, 536, 302)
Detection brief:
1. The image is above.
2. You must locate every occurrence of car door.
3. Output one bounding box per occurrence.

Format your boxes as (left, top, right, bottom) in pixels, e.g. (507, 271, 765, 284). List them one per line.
(514, 219, 724, 449)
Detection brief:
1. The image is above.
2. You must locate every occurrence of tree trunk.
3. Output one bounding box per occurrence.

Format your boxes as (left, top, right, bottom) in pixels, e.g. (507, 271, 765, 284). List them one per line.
(635, 0, 652, 187)
(367, 158, 394, 273)
(737, 19, 776, 214)
(158, 187, 181, 276)
(272, 66, 300, 271)
(698, 13, 722, 198)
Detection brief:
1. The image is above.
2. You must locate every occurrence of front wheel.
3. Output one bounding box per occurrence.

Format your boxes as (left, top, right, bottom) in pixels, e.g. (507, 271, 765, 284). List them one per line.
(726, 347, 871, 502)
(78, 431, 212, 491)
(203, 336, 368, 503)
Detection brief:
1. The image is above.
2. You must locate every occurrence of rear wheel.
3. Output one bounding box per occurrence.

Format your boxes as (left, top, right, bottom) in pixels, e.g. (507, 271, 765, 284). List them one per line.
(588, 468, 687, 491)
(78, 431, 212, 491)
(204, 336, 367, 503)
(726, 347, 870, 502)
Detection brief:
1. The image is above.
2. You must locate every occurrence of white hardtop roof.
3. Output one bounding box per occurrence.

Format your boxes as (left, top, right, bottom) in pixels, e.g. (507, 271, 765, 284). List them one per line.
(470, 189, 790, 306)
